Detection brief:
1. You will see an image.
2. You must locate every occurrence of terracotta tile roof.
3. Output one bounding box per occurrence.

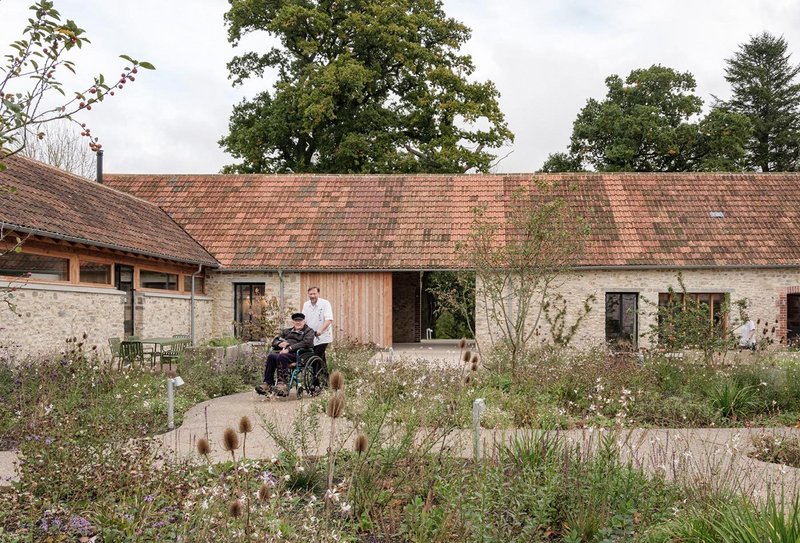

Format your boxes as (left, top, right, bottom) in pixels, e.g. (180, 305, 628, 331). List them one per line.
(1, 155, 218, 266)
(104, 171, 800, 270)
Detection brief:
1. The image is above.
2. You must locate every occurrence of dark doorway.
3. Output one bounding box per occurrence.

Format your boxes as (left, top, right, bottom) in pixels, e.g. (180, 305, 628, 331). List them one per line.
(392, 272, 420, 342)
(115, 265, 134, 337)
(788, 294, 800, 345)
(605, 292, 638, 350)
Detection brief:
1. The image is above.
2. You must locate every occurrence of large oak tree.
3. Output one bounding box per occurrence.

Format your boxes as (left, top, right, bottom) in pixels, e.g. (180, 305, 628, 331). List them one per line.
(542, 65, 751, 172)
(219, 0, 513, 174)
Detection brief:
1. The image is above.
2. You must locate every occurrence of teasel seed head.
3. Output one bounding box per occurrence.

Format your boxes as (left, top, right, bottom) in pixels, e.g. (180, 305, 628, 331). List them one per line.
(196, 437, 211, 457)
(355, 433, 368, 454)
(471, 353, 479, 366)
(462, 350, 472, 363)
(465, 375, 472, 385)
(459, 338, 466, 350)
(223, 427, 240, 451)
(229, 499, 243, 518)
(258, 483, 271, 503)
(239, 416, 252, 434)
(329, 371, 344, 391)
(326, 391, 345, 418)
(471, 362, 478, 372)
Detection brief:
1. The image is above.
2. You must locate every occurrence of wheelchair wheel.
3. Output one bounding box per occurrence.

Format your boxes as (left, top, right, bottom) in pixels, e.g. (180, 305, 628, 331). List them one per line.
(300, 355, 328, 396)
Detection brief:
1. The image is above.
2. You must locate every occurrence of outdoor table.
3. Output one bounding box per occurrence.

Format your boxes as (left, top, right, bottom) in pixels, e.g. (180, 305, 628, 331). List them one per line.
(139, 337, 191, 363)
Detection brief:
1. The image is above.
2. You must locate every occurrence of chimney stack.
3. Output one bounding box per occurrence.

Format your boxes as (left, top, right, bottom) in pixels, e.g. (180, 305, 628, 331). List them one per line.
(96, 149, 103, 184)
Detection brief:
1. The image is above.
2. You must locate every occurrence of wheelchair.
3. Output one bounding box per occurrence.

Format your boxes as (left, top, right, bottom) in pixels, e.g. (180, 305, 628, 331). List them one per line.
(287, 348, 329, 397)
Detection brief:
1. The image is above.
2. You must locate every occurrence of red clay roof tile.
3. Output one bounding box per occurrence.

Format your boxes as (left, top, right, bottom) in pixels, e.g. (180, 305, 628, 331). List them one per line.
(2, 156, 218, 266)
(103, 171, 800, 270)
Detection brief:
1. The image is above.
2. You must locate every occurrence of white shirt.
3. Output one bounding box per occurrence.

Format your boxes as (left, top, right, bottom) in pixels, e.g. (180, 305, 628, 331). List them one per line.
(302, 297, 333, 345)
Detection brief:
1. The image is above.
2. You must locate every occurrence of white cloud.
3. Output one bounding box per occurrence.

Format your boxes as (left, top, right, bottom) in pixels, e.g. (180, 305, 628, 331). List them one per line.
(3, 0, 800, 173)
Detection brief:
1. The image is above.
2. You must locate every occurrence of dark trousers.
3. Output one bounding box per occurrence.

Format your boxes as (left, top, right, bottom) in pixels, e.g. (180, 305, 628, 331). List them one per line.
(264, 351, 292, 385)
(314, 342, 329, 370)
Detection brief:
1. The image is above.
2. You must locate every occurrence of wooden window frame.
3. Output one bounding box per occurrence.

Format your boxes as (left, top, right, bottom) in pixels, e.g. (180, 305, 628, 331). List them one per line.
(138, 268, 180, 292)
(0, 246, 71, 284)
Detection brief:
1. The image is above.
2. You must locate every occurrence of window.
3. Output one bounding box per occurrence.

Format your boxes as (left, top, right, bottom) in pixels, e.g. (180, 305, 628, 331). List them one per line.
(605, 293, 638, 350)
(140, 270, 178, 290)
(657, 291, 727, 345)
(788, 294, 800, 345)
(79, 261, 112, 284)
(183, 275, 205, 294)
(0, 250, 69, 281)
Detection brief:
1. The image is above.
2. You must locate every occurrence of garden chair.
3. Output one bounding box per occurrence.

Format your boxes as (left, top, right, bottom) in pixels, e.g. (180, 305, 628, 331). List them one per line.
(108, 337, 122, 369)
(119, 340, 152, 369)
(160, 338, 190, 371)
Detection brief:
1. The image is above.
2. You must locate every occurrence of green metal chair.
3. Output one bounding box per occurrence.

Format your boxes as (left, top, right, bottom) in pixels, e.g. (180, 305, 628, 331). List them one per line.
(108, 337, 122, 369)
(119, 340, 145, 368)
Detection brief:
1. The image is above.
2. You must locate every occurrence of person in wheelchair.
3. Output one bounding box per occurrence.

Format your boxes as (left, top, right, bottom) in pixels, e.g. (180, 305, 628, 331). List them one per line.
(256, 312, 314, 397)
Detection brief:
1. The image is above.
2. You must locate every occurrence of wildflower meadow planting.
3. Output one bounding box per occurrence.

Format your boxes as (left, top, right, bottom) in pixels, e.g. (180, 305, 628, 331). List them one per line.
(3, 338, 800, 541)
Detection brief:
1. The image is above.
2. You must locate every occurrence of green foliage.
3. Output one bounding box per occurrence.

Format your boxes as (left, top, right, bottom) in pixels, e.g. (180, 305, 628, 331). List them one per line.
(426, 270, 475, 339)
(750, 432, 800, 468)
(220, 0, 513, 174)
(708, 381, 760, 421)
(545, 65, 751, 172)
(723, 32, 800, 172)
(660, 496, 800, 543)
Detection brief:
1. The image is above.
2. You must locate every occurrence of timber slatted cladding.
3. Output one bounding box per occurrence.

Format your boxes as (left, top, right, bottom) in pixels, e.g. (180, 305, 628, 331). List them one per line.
(299, 272, 392, 347)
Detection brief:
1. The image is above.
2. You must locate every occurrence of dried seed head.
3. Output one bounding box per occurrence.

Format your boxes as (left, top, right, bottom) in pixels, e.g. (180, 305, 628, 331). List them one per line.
(258, 483, 271, 503)
(465, 375, 472, 385)
(471, 353, 479, 366)
(329, 371, 344, 391)
(197, 437, 211, 456)
(471, 362, 478, 372)
(326, 392, 345, 418)
(239, 416, 252, 434)
(459, 338, 466, 350)
(222, 427, 239, 452)
(229, 499, 243, 518)
(355, 433, 368, 454)
(462, 350, 472, 363)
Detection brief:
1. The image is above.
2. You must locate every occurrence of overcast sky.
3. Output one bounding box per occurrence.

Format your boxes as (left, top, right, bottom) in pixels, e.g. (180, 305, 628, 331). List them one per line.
(4, 0, 800, 175)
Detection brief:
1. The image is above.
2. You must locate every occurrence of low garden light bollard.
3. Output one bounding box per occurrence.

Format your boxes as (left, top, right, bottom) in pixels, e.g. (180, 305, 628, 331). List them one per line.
(167, 375, 185, 430)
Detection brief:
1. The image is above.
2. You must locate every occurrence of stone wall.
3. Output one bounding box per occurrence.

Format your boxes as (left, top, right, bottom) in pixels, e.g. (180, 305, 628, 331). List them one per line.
(206, 271, 301, 339)
(136, 291, 213, 341)
(0, 282, 125, 361)
(475, 268, 800, 350)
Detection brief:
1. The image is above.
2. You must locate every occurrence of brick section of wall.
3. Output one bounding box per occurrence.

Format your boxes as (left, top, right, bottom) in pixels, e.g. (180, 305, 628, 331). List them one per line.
(206, 271, 301, 339)
(1, 284, 125, 360)
(137, 293, 213, 341)
(475, 268, 800, 350)
(392, 272, 420, 342)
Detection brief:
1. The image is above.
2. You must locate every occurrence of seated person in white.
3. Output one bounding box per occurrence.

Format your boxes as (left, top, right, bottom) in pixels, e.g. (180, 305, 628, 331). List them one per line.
(737, 319, 756, 350)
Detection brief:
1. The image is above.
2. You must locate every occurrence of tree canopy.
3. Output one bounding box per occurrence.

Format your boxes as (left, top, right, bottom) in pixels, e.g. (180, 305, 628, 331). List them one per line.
(219, 0, 513, 174)
(542, 65, 751, 173)
(723, 32, 800, 172)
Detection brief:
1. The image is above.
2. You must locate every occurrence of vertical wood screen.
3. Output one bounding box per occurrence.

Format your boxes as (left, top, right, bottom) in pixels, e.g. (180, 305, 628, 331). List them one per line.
(299, 272, 392, 347)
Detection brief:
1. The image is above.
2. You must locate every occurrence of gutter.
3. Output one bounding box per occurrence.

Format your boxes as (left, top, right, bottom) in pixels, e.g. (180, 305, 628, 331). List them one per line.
(215, 264, 800, 273)
(190, 264, 202, 346)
